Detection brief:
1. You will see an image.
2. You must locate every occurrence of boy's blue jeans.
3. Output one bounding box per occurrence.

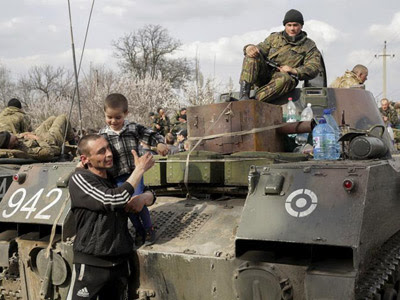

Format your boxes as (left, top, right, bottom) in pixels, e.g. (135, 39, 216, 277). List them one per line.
(115, 174, 152, 237)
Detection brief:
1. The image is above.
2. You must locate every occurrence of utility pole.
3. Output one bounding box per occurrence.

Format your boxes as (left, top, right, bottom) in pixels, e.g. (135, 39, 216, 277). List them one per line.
(375, 41, 395, 99)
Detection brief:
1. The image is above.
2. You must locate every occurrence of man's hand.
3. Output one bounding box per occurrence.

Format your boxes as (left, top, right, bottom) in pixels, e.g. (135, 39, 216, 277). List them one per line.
(279, 65, 297, 75)
(125, 191, 154, 213)
(21, 132, 40, 140)
(125, 195, 145, 213)
(245, 45, 260, 58)
(383, 116, 389, 122)
(156, 143, 168, 156)
(132, 150, 155, 172)
(155, 124, 161, 130)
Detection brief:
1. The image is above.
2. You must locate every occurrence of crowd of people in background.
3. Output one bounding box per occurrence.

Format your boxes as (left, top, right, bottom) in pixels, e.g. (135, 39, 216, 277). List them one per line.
(149, 107, 188, 154)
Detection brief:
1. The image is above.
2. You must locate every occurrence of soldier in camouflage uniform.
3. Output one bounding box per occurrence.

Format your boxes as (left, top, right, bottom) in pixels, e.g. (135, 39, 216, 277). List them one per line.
(153, 107, 170, 136)
(0, 98, 32, 134)
(379, 98, 400, 148)
(0, 114, 74, 161)
(330, 65, 368, 89)
(379, 98, 398, 126)
(239, 9, 322, 102)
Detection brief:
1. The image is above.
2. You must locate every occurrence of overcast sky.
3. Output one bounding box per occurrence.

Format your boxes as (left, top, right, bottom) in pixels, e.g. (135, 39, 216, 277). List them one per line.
(1, 0, 399, 102)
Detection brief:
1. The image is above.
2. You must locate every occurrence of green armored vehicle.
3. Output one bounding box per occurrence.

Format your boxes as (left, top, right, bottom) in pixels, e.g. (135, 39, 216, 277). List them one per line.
(0, 86, 399, 300)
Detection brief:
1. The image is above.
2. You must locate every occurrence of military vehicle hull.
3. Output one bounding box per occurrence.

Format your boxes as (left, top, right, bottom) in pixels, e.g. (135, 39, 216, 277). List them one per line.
(0, 162, 75, 300)
(0, 88, 399, 299)
(135, 158, 400, 300)
(0, 165, 19, 203)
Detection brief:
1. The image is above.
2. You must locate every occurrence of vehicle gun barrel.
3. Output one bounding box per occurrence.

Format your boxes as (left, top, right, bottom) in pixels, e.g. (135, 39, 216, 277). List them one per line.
(276, 120, 315, 134)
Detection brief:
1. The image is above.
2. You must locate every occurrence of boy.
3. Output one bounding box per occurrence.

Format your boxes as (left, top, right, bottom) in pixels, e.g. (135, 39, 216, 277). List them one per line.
(99, 93, 168, 245)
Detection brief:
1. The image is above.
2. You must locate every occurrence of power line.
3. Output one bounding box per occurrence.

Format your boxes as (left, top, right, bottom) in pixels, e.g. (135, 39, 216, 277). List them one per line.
(374, 41, 395, 99)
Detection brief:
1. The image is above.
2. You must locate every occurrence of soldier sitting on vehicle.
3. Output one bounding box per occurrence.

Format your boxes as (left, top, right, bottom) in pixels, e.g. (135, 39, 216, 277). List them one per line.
(0, 114, 74, 161)
(0, 98, 32, 134)
(239, 9, 322, 102)
(329, 64, 368, 89)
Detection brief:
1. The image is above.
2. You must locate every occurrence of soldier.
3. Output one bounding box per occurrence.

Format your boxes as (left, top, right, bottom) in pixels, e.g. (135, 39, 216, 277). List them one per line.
(171, 114, 187, 135)
(0, 98, 32, 134)
(177, 130, 187, 152)
(379, 98, 398, 126)
(153, 107, 170, 136)
(0, 114, 74, 161)
(330, 65, 368, 89)
(148, 112, 157, 128)
(171, 108, 187, 127)
(239, 9, 322, 102)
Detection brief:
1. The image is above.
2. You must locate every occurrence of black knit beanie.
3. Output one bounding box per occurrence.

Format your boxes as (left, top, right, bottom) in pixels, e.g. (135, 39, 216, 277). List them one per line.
(7, 98, 22, 109)
(283, 9, 304, 25)
(0, 131, 11, 149)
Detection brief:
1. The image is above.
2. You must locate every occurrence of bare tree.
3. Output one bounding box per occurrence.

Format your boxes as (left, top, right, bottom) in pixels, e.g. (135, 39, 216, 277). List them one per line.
(78, 66, 122, 130)
(76, 65, 181, 130)
(0, 64, 16, 108)
(113, 24, 193, 88)
(182, 74, 233, 106)
(18, 65, 74, 126)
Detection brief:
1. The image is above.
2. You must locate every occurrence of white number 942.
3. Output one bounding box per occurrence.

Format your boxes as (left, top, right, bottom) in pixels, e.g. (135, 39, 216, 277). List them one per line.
(2, 188, 63, 220)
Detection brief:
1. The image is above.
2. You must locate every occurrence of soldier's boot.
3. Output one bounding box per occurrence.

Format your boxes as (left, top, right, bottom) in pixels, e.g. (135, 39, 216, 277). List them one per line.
(239, 81, 251, 100)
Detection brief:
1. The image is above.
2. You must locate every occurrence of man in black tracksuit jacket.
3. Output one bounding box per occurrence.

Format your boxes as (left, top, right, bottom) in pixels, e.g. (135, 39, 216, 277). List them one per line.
(68, 134, 155, 300)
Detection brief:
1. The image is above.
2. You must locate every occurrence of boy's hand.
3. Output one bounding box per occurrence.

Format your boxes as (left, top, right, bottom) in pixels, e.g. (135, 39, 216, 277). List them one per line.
(156, 143, 168, 156)
(131, 150, 155, 172)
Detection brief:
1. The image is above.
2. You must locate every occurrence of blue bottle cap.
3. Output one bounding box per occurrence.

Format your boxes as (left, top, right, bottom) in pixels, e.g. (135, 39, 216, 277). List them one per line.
(323, 108, 331, 114)
(318, 118, 326, 124)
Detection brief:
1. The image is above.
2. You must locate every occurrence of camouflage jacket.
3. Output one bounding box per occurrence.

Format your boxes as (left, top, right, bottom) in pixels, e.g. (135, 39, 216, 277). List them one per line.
(0, 106, 32, 134)
(153, 115, 170, 135)
(256, 31, 322, 81)
(379, 107, 399, 126)
(330, 71, 364, 89)
(14, 136, 58, 161)
(171, 121, 187, 135)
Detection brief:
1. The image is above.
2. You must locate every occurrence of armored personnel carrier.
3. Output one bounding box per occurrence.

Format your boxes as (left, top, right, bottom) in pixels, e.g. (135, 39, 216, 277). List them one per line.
(0, 86, 398, 300)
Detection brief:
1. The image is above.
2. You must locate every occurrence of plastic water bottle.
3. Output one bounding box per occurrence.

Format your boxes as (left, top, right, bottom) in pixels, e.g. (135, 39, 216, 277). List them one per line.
(296, 103, 313, 146)
(313, 118, 336, 160)
(301, 103, 313, 121)
(287, 97, 297, 138)
(387, 123, 395, 145)
(323, 109, 341, 159)
(287, 97, 297, 123)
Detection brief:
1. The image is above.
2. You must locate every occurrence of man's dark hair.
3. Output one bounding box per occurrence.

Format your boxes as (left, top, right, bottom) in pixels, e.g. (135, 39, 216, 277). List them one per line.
(178, 130, 187, 138)
(180, 107, 187, 113)
(8, 98, 22, 109)
(77, 134, 104, 156)
(104, 93, 128, 113)
(149, 112, 155, 117)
